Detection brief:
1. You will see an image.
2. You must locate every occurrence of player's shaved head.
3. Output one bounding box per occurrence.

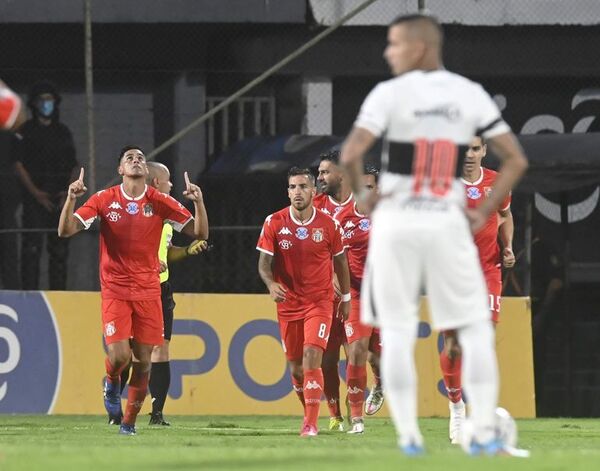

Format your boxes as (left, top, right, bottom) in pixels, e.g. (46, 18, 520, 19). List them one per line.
(390, 14, 443, 49)
(146, 161, 169, 183)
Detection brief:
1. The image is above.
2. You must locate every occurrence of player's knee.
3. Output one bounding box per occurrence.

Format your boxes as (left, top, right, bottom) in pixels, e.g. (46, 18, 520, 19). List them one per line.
(303, 346, 323, 369)
(348, 340, 368, 365)
(289, 364, 303, 383)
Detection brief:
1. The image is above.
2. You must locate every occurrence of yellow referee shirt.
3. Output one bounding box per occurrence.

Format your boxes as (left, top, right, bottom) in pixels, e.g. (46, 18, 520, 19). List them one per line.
(159, 223, 173, 283)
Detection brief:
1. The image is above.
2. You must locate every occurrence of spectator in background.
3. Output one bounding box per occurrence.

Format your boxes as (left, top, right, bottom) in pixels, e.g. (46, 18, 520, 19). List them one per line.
(14, 80, 78, 290)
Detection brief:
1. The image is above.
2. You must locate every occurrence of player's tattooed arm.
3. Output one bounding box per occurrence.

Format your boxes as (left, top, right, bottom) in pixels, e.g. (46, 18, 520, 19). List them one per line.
(258, 251, 287, 302)
(333, 252, 351, 320)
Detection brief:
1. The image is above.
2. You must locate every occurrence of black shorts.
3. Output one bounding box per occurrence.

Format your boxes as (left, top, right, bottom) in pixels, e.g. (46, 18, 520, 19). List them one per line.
(160, 281, 175, 341)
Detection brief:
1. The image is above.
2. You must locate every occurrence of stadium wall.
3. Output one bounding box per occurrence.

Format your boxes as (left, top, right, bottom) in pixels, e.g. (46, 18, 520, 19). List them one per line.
(0, 291, 535, 417)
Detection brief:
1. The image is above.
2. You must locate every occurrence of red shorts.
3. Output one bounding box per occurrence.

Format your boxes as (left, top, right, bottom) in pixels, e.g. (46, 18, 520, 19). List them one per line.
(101, 298, 164, 345)
(278, 301, 332, 362)
(344, 297, 374, 345)
(325, 300, 346, 354)
(368, 328, 381, 355)
(485, 269, 503, 323)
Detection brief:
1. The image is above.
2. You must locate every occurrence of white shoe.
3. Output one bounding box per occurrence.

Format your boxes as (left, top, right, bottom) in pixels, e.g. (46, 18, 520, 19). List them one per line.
(364, 385, 384, 416)
(347, 418, 365, 434)
(449, 400, 466, 444)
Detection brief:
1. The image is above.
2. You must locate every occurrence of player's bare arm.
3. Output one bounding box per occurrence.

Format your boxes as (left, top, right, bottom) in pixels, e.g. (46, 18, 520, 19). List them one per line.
(181, 171, 209, 240)
(258, 251, 287, 302)
(340, 127, 378, 213)
(498, 207, 515, 268)
(58, 167, 87, 238)
(467, 132, 527, 232)
(333, 252, 351, 321)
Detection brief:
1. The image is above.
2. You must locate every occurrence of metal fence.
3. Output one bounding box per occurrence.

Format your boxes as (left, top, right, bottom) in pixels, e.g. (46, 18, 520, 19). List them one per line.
(1, 0, 600, 415)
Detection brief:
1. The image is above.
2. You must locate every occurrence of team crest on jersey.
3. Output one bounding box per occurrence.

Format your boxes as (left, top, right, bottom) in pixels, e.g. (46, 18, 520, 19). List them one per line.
(312, 228, 324, 243)
(484, 186, 492, 198)
(358, 219, 370, 231)
(295, 227, 309, 240)
(333, 206, 343, 216)
(143, 203, 154, 217)
(279, 239, 293, 250)
(105, 211, 121, 222)
(126, 202, 139, 215)
(467, 187, 482, 199)
(345, 322, 354, 338)
(104, 321, 116, 337)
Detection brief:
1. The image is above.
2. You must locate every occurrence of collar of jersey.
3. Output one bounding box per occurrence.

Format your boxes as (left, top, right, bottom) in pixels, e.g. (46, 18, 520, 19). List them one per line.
(120, 183, 147, 201)
(289, 206, 316, 226)
(353, 202, 367, 218)
(328, 192, 353, 207)
(460, 167, 484, 186)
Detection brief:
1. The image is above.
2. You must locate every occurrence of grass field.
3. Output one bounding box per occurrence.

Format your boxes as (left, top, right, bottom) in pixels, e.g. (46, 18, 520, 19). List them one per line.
(1, 415, 599, 470)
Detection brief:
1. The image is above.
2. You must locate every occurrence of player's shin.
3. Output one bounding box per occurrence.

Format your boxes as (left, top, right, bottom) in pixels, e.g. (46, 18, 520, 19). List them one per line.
(303, 368, 324, 429)
(123, 362, 150, 426)
(457, 320, 499, 445)
(347, 363, 367, 419)
(291, 375, 305, 407)
(439, 348, 462, 403)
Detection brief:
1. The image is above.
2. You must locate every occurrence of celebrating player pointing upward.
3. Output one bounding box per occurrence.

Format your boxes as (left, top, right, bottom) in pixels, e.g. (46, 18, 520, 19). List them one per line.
(341, 14, 527, 455)
(58, 145, 207, 435)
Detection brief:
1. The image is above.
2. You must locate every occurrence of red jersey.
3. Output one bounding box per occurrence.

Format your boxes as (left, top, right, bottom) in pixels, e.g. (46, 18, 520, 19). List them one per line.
(462, 167, 511, 273)
(75, 184, 192, 300)
(256, 206, 345, 320)
(0, 87, 21, 130)
(339, 203, 371, 298)
(313, 192, 355, 222)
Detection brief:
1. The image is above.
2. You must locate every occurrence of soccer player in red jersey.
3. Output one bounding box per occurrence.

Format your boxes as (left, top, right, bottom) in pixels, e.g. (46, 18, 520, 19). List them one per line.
(337, 164, 381, 433)
(441, 135, 515, 443)
(257, 166, 351, 437)
(58, 146, 207, 435)
(0, 80, 24, 131)
(313, 150, 355, 431)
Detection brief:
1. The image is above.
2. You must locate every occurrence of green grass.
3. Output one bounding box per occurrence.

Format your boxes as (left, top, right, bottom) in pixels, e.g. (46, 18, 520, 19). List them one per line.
(0, 415, 599, 470)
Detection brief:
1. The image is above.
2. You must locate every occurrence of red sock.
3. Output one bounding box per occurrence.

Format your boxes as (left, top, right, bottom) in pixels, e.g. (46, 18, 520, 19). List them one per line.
(347, 364, 367, 420)
(291, 375, 305, 408)
(303, 368, 324, 428)
(371, 364, 382, 388)
(323, 364, 341, 417)
(122, 364, 149, 425)
(440, 350, 462, 403)
(105, 357, 126, 385)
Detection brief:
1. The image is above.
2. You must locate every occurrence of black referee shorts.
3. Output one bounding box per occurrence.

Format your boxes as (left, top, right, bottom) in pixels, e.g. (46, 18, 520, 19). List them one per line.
(160, 281, 176, 341)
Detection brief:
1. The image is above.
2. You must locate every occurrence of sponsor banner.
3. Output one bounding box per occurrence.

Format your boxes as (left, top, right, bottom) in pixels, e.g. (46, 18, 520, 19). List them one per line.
(0, 292, 535, 417)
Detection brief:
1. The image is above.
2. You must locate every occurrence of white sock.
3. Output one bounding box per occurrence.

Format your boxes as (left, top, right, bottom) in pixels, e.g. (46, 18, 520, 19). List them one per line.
(458, 320, 499, 444)
(381, 325, 423, 448)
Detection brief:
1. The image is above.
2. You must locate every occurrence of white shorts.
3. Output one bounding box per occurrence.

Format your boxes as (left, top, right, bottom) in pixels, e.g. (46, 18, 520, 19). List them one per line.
(360, 203, 489, 331)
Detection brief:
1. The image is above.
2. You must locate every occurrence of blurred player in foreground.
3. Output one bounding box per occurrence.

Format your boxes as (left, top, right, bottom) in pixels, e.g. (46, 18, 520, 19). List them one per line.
(314, 150, 354, 431)
(336, 164, 381, 433)
(58, 146, 206, 435)
(340, 14, 527, 455)
(257, 167, 351, 436)
(0, 80, 24, 131)
(441, 136, 515, 443)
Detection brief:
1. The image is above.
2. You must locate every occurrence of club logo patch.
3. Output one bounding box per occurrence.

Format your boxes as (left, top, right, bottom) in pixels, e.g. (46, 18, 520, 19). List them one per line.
(126, 202, 139, 215)
(467, 187, 481, 199)
(279, 240, 293, 250)
(484, 187, 492, 198)
(143, 203, 154, 217)
(358, 219, 370, 231)
(345, 322, 354, 338)
(104, 321, 116, 337)
(312, 228, 324, 242)
(295, 227, 309, 240)
(106, 211, 121, 222)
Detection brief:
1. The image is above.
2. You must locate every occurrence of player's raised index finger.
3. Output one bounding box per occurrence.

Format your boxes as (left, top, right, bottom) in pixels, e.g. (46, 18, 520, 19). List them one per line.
(78, 167, 85, 181)
(184, 171, 191, 187)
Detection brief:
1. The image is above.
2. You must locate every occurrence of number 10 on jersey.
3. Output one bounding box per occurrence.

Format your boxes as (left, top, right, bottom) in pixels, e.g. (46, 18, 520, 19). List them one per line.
(412, 139, 458, 197)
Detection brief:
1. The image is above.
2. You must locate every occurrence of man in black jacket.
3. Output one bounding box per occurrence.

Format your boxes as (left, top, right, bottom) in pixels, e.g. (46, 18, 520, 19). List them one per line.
(14, 80, 78, 290)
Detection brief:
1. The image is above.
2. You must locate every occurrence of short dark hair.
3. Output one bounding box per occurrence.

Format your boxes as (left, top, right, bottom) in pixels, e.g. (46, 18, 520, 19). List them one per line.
(364, 164, 380, 183)
(287, 166, 315, 186)
(390, 13, 443, 44)
(118, 145, 145, 164)
(319, 149, 340, 165)
(477, 135, 486, 146)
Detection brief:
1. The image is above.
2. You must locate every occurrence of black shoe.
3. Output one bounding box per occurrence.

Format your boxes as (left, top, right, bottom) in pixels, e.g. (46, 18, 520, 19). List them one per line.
(149, 411, 170, 426)
(108, 412, 123, 425)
